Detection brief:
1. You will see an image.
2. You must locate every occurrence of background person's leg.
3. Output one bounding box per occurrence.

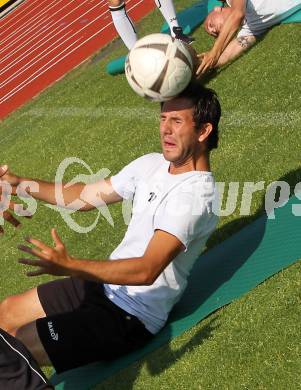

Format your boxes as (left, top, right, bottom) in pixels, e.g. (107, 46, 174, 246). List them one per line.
(108, 0, 137, 49)
(155, 0, 179, 35)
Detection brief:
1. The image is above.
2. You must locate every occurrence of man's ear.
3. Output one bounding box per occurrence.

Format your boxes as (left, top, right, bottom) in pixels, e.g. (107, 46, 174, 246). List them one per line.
(198, 123, 213, 143)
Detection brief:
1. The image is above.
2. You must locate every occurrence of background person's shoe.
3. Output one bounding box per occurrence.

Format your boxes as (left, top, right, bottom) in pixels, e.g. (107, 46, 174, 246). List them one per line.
(172, 26, 195, 44)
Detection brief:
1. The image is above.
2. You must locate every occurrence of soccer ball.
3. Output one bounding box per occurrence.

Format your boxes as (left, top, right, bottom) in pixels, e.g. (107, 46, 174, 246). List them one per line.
(125, 33, 195, 102)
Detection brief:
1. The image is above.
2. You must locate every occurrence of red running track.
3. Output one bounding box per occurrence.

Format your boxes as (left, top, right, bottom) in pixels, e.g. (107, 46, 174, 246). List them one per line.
(0, 0, 155, 120)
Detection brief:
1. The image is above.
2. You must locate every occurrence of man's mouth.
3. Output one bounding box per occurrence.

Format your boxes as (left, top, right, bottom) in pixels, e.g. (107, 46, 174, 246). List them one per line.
(164, 139, 176, 148)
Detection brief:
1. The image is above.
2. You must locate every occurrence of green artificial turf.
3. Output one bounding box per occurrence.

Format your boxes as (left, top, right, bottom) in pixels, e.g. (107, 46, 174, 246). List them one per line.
(1, 1, 301, 388)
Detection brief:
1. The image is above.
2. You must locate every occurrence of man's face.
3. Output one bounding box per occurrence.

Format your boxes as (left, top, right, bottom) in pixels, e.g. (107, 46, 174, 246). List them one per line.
(160, 97, 202, 165)
(204, 6, 229, 37)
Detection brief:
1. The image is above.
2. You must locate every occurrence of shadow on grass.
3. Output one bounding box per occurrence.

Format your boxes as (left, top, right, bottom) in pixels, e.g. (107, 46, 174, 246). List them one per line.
(208, 166, 301, 248)
(96, 317, 218, 390)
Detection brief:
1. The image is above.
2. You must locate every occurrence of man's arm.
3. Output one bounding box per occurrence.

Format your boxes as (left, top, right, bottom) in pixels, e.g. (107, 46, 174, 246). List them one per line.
(197, 0, 246, 74)
(18, 229, 185, 285)
(216, 35, 256, 67)
(0, 165, 122, 211)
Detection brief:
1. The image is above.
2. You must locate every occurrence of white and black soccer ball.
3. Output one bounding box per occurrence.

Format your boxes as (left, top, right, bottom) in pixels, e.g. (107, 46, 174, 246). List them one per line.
(125, 33, 195, 102)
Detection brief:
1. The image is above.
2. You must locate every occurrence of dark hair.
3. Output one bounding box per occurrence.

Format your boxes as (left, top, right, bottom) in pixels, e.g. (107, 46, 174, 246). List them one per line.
(178, 81, 221, 151)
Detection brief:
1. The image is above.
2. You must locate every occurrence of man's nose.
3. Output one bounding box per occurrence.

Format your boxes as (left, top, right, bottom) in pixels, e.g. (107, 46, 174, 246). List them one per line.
(161, 120, 172, 134)
(210, 26, 217, 36)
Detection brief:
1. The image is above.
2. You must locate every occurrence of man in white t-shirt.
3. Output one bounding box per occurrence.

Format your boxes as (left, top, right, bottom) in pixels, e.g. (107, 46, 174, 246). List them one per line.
(197, 0, 301, 74)
(0, 82, 220, 373)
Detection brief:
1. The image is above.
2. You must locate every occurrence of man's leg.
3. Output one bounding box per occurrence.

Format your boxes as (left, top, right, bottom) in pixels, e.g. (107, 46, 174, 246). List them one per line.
(0, 289, 50, 367)
(108, 0, 137, 49)
(0, 277, 86, 368)
(0, 288, 46, 335)
(0, 278, 153, 374)
(15, 321, 51, 367)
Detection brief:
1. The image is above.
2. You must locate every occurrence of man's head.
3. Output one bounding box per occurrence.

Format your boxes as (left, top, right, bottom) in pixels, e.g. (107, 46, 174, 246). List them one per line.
(204, 6, 231, 37)
(160, 82, 221, 165)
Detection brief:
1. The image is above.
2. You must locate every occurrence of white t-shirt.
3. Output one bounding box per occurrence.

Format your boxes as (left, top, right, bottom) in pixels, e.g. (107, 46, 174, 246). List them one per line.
(227, 0, 301, 37)
(104, 153, 218, 333)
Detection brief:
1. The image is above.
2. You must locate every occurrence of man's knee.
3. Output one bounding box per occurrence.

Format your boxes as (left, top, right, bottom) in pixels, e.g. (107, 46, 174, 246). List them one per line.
(0, 296, 17, 334)
(108, 0, 124, 8)
(0, 288, 45, 335)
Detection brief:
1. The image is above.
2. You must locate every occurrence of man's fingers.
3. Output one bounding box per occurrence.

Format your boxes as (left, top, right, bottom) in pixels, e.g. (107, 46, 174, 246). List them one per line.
(25, 237, 50, 252)
(18, 258, 49, 267)
(18, 244, 49, 259)
(199, 61, 210, 75)
(51, 228, 64, 248)
(196, 63, 205, 76)
(27, 269, 47, 277)
(196, 50, 217, 75)
(18, 258, 50, 277)
(3, 210, 21, 229)
(196, 56, 204, 74)
(19, 258, 52, 277)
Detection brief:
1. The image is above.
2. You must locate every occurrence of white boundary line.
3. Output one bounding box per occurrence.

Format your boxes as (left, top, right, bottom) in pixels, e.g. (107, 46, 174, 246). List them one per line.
(0, 28, 71, 75)
(0, 36, 84, 102)
(0, 29, 73, 83)
(0, 20, 53, 57)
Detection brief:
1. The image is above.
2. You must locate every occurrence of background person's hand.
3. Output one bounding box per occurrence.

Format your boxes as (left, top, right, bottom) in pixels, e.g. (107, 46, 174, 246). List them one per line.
(196, 50, 220, 76)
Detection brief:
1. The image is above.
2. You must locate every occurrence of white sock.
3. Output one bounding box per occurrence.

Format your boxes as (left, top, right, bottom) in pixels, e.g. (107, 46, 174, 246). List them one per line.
(154, 0, 179, 35)
(109, 2, 137, 50)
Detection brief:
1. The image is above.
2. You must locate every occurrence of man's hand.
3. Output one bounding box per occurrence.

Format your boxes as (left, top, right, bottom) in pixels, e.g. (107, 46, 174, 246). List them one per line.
(0, 165, 20, 187)
(0, 164, 31, 234)
(18, 229, 73, 277)
(196, 49, 220, 75)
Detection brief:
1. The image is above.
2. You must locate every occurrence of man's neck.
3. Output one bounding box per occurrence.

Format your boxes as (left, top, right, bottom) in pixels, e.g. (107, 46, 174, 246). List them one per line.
(169, 153, 211, 175)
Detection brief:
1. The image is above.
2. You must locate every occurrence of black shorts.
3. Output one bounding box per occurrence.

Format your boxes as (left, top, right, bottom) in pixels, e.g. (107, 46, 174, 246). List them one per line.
(36, 278, 153, 374)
